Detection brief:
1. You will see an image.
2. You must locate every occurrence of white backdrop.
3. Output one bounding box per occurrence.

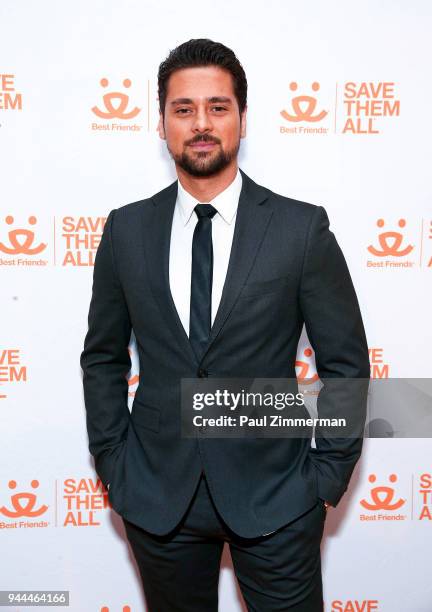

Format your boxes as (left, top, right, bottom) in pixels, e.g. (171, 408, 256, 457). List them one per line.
(1, 1, 431, 610)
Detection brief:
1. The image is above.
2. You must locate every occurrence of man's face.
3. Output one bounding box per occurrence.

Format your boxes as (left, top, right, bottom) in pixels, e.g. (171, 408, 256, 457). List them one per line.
(158, 66, 247, 177)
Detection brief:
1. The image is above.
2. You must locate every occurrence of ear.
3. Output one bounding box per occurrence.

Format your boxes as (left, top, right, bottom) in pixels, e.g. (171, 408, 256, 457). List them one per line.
(240, 105, 247, 138)
(157, 111, 166, 140)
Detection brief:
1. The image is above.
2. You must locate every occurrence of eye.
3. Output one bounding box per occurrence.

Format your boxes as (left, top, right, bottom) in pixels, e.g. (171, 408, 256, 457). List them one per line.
(175, 108, 192, 114)
(211, 106, 227, 112)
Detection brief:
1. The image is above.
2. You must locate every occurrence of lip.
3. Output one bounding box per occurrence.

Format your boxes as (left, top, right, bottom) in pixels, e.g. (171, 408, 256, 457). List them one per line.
(189, 142, 218, 150)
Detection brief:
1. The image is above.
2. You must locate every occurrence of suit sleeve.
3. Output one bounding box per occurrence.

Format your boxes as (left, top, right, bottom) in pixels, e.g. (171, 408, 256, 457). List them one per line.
(80, 208, 132, 488)
(299, 205, 370, 506)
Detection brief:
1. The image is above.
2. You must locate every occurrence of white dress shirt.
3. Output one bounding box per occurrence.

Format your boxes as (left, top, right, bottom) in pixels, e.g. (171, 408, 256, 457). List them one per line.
(169, 168, 243, 337)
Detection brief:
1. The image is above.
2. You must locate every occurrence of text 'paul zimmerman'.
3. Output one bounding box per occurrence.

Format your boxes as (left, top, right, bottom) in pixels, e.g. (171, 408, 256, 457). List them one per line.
(191, 390, 347, 428)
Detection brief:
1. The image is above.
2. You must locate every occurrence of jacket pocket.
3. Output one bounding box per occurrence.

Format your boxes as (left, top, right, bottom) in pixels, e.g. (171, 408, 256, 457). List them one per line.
(239, 275, 292, 298)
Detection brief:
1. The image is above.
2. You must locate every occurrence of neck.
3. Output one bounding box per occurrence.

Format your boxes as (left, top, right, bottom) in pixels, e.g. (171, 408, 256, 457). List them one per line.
(176, 160, 239, 202)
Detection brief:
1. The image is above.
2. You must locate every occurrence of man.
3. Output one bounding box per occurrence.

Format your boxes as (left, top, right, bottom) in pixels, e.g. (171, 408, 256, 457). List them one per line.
(80, 39, 370, 611)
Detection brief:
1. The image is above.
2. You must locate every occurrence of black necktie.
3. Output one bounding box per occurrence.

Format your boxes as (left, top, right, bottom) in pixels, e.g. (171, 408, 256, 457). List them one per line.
(189, 203, 218, 360)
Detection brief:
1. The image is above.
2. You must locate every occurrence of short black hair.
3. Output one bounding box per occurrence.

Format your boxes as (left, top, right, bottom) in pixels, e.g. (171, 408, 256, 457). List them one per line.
(158, 38, 247, 117)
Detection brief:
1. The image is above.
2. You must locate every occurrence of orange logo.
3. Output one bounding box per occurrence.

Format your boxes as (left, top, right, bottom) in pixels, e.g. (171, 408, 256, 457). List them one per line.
(342, 82, 400, 134)
(330, 600, 379, 612)
(128, 374, 139, 386)
(100, 607, 131, 612)
(281, 82, 328, 123)
(92, 78, 141, 119)
(368, 348, 389, 379)
(0, 348, 27, 399)
(280, 80, 400, 136)
(0, 74, 22, 110)
(0, 215, 46, 255)
(0, 479, 48, 518)
(63, 478, 110, 527)
(362, 472, 432, 522)
(419, 473, 432, 520)
(295, 347, 319, 384)
(367, 218, 414, 257)
(360, 474, 405, 511)
(127, 348, 139, 389)
(60, 216, 106, 267)
(127, 341, 140, 396)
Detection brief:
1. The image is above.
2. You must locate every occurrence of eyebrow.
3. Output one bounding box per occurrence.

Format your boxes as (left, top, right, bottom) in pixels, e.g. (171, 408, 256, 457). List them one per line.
(170, 96, 233, 106)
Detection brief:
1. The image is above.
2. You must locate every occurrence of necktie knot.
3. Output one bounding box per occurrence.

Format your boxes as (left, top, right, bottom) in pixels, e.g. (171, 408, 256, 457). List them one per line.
(194, 203, 217, 220)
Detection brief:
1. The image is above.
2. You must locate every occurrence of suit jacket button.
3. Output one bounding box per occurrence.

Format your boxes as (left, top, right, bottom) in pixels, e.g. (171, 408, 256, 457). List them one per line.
(197, 368, 208, 377)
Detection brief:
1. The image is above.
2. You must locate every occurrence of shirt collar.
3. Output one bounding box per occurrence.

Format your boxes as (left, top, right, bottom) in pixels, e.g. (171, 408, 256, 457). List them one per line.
(176, 168, 243, 226)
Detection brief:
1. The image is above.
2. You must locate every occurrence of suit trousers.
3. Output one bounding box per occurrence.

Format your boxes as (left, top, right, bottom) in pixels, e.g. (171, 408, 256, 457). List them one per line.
(122, 473, 325, 611)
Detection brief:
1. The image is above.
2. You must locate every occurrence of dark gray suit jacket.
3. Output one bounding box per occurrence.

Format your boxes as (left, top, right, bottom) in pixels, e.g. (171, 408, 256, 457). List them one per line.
(80, 168, 370, 537)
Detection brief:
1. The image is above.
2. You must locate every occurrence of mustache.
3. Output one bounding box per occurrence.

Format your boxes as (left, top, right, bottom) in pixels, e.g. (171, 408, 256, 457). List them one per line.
(185, 134, 221, 146)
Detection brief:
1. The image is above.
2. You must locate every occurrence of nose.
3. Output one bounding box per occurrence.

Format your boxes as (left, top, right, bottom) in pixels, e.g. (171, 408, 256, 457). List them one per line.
(192, 105, 213, 133)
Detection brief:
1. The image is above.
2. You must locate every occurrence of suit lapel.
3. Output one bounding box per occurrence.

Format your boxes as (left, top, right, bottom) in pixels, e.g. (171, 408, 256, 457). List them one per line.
(201, 169, 272, 360)
(142, 179, 199, 365)
(142, 169, 273, 366)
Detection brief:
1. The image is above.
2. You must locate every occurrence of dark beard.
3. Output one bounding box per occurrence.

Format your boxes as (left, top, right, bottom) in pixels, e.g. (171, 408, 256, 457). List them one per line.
(169, 140, 240, 178)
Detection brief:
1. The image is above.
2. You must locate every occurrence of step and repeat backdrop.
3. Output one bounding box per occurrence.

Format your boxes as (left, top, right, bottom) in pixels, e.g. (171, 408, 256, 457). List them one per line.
(1, 1, 431, 610)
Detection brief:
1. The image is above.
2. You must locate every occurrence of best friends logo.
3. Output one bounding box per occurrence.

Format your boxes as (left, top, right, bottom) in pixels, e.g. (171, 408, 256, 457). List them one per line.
(280, 81, 401, 135)
(360, 473, 406, 521)
(0, 477, 113, 529)
(295, 346, 319, 384)
(0, 214, 112, 267)
(0, 479, 50, 529)
(360, 472, 432, 522)
(366, 217, 432, 269)
(0, 215, 48, 266)
(280, 81, 330, 134)
(91, 76, 148, 133)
